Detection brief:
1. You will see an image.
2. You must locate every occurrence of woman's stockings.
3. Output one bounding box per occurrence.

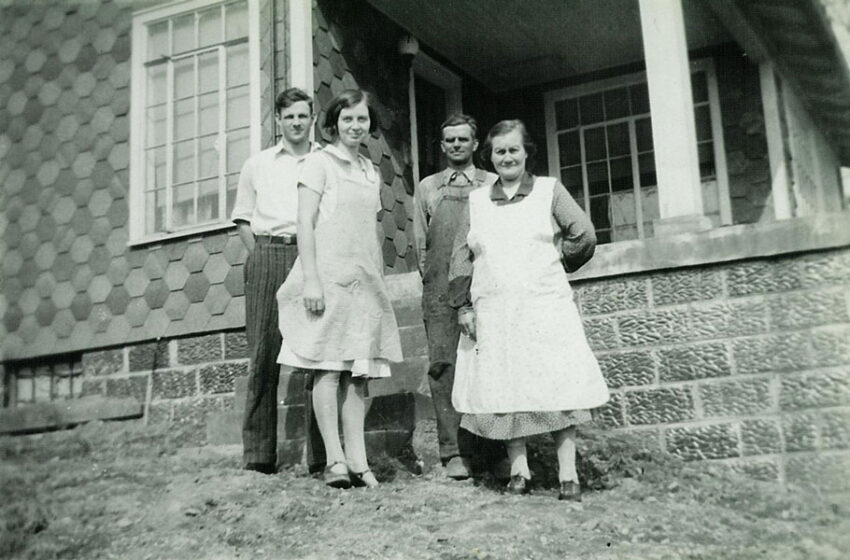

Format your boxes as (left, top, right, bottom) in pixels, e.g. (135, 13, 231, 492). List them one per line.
(553, 426, 578, 483)
(505, 437, 531, 479)
(312, 370, 373, 480)
(312, 370, 346, 466)
(340, 373, 369, 472)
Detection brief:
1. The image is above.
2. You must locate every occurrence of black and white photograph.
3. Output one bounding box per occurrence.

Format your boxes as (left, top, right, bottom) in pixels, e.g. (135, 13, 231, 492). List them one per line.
(1, 0, 849, 558)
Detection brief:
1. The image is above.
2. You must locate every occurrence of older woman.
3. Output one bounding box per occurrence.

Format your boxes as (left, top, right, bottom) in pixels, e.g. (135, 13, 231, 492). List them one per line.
(448, 119, 609, 501)
(277, 89, 402, 489)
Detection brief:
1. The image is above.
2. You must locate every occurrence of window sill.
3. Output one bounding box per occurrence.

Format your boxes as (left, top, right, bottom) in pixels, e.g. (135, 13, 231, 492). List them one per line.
(128, 221, 237, 248)
(568, 211, 850, 281)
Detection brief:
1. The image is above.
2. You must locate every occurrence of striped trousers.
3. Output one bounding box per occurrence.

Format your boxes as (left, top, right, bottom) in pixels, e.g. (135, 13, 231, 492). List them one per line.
(242, 241, 324, 468)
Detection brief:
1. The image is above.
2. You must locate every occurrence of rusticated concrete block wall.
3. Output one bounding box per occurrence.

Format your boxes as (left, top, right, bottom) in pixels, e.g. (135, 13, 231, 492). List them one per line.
(46, 246, 850, 483)
(79, 331, 249, 444)
(76, 280, 426, 458)
(573, 246, 850, 489)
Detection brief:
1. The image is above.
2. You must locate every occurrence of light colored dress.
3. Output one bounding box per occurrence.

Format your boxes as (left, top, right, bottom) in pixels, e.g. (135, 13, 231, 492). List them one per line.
(452, 176, 609, 437)
(276, 144, 402, 378)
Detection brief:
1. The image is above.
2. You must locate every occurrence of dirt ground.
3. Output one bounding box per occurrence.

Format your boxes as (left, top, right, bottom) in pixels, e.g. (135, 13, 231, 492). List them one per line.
(1, 420, 849, 560)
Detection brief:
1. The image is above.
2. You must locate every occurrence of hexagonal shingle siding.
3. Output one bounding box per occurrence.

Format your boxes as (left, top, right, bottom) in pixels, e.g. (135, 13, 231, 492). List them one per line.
(313, 0, 417, 274)
(0, 1, 256, 360)
(1, 0, 417, 362)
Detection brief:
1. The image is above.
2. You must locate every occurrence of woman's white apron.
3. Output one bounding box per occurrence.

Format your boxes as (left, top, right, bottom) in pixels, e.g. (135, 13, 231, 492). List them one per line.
(453, 177, 609, 414)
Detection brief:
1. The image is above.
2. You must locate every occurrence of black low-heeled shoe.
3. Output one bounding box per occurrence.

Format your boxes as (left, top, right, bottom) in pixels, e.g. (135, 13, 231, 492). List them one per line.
(348, 468, 379, 489)
(506, 474, 530, 495)
(558, 480, 581, 502)
(323, 462, 351, 489)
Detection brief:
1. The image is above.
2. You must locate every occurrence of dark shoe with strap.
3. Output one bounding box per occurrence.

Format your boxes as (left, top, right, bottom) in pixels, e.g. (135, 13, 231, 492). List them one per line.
(506, 474, 530, 495)
(323, 461, 352, 489)
(349, 468, 379, 489)
(244, 462, 276, 475)
(558, 480, 582, 502)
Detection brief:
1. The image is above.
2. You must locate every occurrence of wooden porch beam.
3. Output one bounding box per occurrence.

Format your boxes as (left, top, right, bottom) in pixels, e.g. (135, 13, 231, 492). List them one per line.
(638, 0, 709, 233)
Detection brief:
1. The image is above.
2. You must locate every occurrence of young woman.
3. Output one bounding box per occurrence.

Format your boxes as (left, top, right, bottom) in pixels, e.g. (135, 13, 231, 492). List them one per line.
(277, 89, 402, 489)
(449, 119, 609, 501)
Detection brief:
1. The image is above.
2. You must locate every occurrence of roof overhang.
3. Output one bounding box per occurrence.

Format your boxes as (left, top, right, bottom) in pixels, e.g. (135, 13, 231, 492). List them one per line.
(707, 0, 850, 164)
(366, 0, 850, 164)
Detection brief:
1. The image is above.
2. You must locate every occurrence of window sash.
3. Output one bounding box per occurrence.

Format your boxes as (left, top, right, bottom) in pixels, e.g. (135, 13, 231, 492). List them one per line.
(130, 0, 258, 242)
(9, 358, 83, 407)
(545, 61, 728, 243)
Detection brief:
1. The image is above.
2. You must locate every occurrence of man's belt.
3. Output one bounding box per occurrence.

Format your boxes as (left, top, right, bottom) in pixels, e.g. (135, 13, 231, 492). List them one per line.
(255, 234, 297, 245)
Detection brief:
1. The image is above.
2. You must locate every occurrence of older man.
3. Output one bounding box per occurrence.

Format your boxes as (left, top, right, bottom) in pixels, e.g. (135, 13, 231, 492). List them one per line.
(413, 114, 507, 480)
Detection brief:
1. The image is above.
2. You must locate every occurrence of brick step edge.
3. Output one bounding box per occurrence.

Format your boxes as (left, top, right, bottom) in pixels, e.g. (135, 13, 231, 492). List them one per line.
(0, 396, 143, 435)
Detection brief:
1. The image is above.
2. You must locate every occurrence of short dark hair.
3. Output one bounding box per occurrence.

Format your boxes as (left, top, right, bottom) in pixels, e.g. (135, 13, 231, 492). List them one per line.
(440, 113, 478, 139)
(480, 119, 537, 171)
(322, 89, 379, 138)
(275, 88, 313, 114)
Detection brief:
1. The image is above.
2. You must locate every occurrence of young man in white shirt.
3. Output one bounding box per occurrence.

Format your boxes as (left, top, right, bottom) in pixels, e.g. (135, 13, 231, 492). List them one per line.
(232, 88, 320, 474)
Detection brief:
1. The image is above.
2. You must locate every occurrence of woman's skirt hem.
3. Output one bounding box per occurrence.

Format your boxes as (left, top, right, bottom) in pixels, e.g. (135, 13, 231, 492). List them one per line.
(460, 410, 592, 440)
(277, 339, 391, 379)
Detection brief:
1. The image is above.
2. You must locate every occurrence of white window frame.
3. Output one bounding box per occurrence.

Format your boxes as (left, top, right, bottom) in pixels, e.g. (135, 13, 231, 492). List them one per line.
(128, 0, 261, 245)
(544, 58, 731, 241)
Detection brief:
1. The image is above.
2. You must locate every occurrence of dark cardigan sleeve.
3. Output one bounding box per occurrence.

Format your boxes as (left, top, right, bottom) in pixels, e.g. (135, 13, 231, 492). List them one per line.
(552, 180, 597, 272)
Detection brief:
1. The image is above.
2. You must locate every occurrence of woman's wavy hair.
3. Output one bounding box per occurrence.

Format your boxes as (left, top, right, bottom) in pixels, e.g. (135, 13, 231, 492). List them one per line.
(322, 89, 379, 139)
(480, 119, 537, 172)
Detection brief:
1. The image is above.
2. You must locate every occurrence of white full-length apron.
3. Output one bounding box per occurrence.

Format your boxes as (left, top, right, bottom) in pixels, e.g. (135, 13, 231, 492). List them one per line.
(452, 177, 609, 414)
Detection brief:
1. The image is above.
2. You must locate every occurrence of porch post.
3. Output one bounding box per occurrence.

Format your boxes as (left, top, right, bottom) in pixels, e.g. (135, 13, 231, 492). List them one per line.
(638, 0, 712, 236)
(289, 0, 314, 97)
(759, 62, 793, 219)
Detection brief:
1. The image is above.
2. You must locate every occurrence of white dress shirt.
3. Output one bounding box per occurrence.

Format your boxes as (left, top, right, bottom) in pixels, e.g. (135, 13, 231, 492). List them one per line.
(231, 141, 316, 236)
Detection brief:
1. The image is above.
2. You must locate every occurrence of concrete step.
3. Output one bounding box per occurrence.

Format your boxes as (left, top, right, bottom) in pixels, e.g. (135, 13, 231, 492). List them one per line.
(0, 396, 143, 435)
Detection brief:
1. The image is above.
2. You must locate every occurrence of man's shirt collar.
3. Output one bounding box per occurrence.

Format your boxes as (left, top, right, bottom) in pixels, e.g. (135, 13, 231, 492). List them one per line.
(274, 140, 317, 159)
(442, 164, 478, 186)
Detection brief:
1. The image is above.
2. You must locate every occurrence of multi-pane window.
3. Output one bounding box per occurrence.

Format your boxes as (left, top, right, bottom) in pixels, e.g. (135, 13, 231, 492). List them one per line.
(7, 357, 83, 408)
(546, 63, 726, 244)
(132, 0, 255, 239)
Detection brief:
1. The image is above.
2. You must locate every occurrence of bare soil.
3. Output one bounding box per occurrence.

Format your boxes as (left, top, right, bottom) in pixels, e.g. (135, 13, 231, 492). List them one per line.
(1, 420, 848, 560)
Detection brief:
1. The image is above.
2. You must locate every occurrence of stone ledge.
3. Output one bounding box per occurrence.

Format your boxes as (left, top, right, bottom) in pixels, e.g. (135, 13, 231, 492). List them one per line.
(0, 396, 143, 435)
(569, 211, 850, 281)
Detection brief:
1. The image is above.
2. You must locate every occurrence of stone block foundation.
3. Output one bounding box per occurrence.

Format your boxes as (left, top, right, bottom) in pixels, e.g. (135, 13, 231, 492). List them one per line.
(3, 248, 848, 489)
(572, 246, 850, 489)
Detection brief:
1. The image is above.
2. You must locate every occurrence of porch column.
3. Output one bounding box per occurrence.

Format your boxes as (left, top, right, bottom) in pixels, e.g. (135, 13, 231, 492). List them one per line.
(289, 0, 314, 98)
(759, 62, 793, 219)
(638, 0, 712, 236)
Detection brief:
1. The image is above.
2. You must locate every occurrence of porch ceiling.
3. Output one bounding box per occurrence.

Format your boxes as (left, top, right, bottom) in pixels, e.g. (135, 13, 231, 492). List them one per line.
(365, 0, 731, 91)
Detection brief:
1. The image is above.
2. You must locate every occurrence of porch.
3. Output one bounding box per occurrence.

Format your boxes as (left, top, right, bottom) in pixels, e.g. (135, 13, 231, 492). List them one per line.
(361, 0, 850, 248)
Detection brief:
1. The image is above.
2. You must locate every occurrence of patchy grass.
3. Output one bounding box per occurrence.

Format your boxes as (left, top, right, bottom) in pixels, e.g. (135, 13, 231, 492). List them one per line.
(1, 420, 848, 559)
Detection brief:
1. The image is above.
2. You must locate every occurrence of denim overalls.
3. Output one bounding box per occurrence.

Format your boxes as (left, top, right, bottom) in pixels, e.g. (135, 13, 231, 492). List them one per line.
(421, 168, 492, 463)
